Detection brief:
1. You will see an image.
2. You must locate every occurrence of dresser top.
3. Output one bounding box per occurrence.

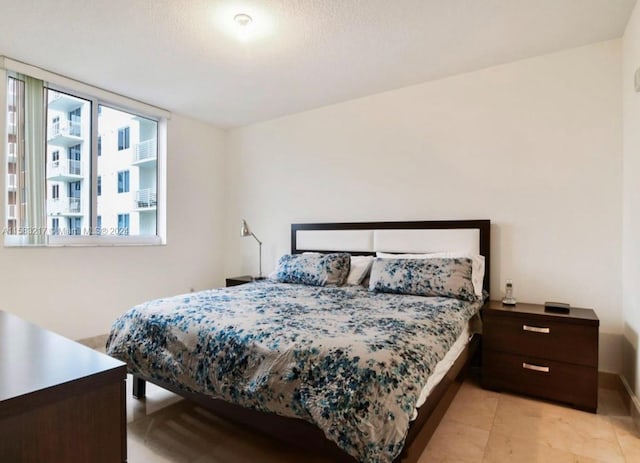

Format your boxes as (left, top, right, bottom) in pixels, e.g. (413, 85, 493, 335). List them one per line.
(484, 300, 599, 325)
(0, 310, 125, 404)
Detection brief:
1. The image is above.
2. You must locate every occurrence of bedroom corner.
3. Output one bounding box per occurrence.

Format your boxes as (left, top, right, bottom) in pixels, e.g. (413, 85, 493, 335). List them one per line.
(623, 0, 640, 425)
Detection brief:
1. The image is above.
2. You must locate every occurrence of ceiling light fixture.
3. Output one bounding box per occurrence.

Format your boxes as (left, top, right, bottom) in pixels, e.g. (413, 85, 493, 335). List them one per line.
(234, 13, 253, 27)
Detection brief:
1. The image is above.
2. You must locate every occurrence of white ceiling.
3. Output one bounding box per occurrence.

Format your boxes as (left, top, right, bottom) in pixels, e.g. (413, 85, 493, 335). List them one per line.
(0, 0, 636, 128)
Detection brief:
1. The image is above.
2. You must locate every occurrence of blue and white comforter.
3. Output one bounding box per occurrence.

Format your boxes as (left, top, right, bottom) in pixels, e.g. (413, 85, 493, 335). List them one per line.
(106, 280, 482, 463)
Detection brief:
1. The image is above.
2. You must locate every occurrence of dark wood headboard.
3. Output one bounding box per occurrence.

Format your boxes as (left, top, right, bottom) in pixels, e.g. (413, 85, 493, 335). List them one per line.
(291, 220, 491, 295)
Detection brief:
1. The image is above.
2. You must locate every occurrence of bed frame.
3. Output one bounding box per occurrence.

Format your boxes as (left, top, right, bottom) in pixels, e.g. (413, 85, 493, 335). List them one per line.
(131, 219, 491, 462)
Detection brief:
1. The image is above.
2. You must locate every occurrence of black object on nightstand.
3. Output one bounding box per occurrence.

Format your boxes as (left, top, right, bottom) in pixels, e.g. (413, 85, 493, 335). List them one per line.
(544, 301, 571, 314)
(225, 275, 254, 287)
(482, 300, 599, 413)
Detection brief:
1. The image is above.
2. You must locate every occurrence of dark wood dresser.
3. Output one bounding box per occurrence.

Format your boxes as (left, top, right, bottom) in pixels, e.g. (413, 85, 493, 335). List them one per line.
(482, 300, 599, 412)
(0, 310, 127, 462)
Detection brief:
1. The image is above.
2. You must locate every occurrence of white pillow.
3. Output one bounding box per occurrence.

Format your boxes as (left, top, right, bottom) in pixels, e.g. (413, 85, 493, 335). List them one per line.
(347, 256, 374, 285)
(376, 252, 485, 297)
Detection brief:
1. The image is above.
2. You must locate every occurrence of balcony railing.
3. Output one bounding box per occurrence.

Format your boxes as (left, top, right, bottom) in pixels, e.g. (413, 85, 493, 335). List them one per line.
(48, 119, 82, 139)
(135, 139, 157, 162)
(135, 189, 157, 209)
(48, 197, 81, 215)
(48, 91, 64, 104)
(7, 173, 17, 190)
(49, 159, 81, 177)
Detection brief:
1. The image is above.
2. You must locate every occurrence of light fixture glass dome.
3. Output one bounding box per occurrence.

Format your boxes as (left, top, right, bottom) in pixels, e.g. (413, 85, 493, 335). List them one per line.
(234, 13, 252, 27)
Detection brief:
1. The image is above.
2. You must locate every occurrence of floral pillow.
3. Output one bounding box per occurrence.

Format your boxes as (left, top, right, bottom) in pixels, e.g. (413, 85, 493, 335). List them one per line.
(368, 257, 476, 302)
(276, 253, 350, 286)
(324, 253, 351, 285)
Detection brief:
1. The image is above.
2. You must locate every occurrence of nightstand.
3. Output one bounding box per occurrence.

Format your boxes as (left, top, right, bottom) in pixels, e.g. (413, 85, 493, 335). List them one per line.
(482, 300, 599, 412)
(225, 275, 254, 287)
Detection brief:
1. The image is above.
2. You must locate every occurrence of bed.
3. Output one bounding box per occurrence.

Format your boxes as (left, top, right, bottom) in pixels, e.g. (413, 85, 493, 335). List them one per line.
(106, 219, 490, 463)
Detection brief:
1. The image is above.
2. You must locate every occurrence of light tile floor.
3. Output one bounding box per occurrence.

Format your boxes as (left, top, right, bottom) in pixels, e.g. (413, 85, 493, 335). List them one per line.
(123, 373, 639, 463)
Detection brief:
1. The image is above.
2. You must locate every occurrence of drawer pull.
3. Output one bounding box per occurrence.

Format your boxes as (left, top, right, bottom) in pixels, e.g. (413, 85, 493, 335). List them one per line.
(522, 362, 550, 373)
(522, 324, 550, 334)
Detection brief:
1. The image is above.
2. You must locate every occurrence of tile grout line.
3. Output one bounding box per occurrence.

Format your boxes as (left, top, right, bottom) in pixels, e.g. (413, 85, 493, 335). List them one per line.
(480, 389, 502, 462)
(608, 415, 631, 463)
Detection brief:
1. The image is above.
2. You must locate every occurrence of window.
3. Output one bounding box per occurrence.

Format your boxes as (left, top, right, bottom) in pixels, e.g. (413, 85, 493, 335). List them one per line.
(117, 213, 129, 236)
(117, 126, 130, 151)
(69, 217, 81, 235)
(4, 59, 166, 246)
(51, 116, 59, 136)
(67, 144, 81, 175)
(68, 107, 81, 137)
(7, 110, 16, 133)
(69, 181, 81, 197)
(117, 170, 129, 193)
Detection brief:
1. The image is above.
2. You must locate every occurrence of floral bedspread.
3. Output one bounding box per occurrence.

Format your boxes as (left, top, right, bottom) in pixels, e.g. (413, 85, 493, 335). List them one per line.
(106, 280, 482, 463)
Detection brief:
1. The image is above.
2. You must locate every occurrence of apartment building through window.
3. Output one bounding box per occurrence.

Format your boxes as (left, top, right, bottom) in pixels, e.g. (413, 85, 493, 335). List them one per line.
(3, 59, 165, 245)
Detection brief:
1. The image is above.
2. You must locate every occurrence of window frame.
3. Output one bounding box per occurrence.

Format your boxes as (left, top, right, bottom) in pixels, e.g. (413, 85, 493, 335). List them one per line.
(1, 56, 168, 247)
(117, 213, 130, 236)
(117, 170, 130, 194)
(117, 126, 130, 151)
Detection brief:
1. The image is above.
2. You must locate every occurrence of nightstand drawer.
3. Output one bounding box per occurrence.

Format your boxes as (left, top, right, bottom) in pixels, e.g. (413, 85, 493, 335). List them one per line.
(483, 314, 598, 367)
(483, 350, 597, 412)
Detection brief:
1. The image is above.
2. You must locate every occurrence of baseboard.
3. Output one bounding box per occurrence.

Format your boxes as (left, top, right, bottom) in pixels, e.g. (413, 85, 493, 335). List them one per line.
(76, 333, 109, 352)
(613, 372, 640, 432)
(598, 371, 625, 392)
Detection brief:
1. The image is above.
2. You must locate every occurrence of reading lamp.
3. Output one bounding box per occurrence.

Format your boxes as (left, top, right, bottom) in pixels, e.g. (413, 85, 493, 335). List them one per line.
(240, 219, 263, 279)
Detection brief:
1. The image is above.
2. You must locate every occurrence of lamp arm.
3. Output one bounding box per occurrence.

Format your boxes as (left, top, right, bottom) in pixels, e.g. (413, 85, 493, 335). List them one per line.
(250, 232, 262, 245)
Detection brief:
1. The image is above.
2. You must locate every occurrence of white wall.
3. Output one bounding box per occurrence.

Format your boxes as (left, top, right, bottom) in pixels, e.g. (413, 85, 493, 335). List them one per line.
(0, 113, 227, 340)
(225, 41, 623, 372)
(622, 1, 640, 395)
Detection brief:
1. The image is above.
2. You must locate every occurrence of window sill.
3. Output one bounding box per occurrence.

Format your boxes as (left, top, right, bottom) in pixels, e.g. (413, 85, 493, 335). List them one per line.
(4, 235, 165, 247)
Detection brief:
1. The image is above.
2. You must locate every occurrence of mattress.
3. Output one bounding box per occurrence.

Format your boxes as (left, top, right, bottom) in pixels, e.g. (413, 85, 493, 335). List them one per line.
(412, 323, 470, 420)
